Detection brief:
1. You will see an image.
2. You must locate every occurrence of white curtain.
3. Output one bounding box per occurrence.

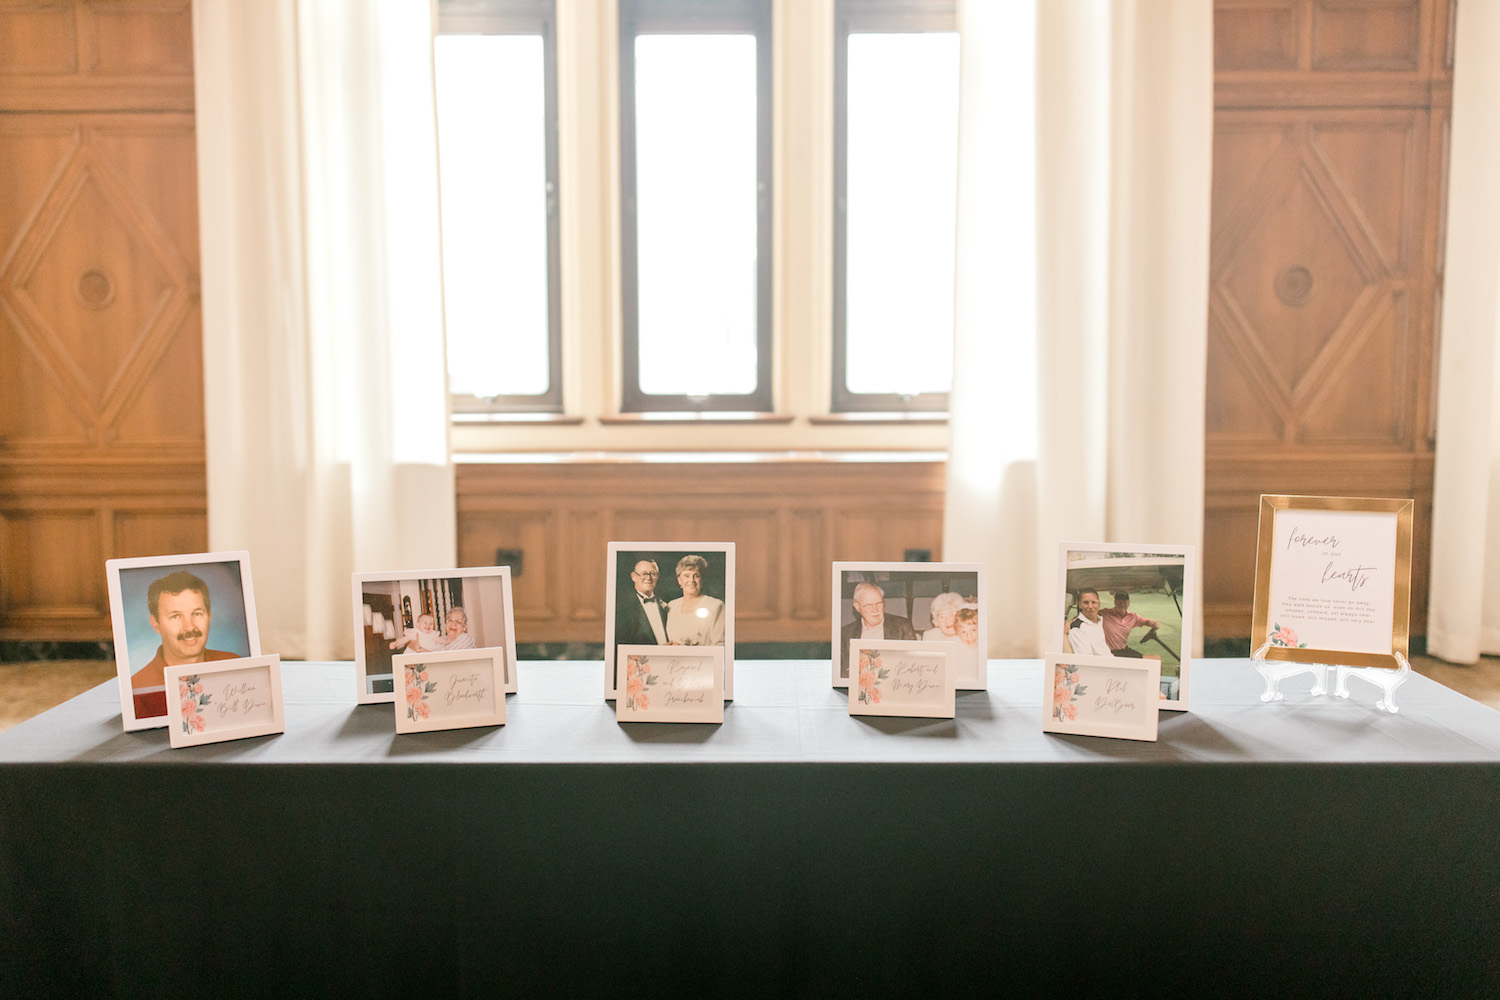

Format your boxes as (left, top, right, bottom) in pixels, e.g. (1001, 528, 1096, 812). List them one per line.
(194, 0, 455, 660)
(1428, 2, 1500, 663)
(945, 0, 1213, 657)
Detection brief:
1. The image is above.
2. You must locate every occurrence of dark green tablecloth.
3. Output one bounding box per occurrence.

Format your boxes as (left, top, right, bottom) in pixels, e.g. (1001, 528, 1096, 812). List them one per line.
(2, 660, 1497, 997)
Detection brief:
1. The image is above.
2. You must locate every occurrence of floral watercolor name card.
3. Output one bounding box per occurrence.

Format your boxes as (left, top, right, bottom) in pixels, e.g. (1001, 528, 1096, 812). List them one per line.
(1042, 653, 1159, 742)
(615, 644, 724, 724)
(847, 640, 955, 719)
(1252, 496, 1414, 668)
(164, 654, 284, 748)
(392, 648, 507, 734)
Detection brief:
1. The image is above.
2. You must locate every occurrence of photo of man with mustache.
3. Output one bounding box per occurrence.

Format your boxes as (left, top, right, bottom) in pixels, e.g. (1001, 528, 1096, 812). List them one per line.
(129, 570, 240, 719)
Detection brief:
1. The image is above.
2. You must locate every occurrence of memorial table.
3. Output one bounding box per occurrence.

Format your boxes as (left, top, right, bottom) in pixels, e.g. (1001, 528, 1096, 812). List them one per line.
(1, 660, 1497, 997)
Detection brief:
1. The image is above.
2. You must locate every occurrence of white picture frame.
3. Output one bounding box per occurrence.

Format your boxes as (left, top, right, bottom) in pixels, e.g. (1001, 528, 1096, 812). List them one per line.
(1054, 542, 1198, 711)
(165, 654, 284, 748)
(605, 542, 735, 701)
(105, 550, 261, 732)
(614, 644, 725, 724)
(351, 567, 517, 705)
(847, 640, 955, 719)
(392, 647, 507, 734)
(1042, 652, 1160, 742)
(831, 562, 986, 691)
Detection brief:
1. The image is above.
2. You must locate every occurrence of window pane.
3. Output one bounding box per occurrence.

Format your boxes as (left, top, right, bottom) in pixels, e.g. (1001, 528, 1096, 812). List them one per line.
(845, 32, 958, 396)
(634, 34, 759, 397)
(434, 34, 550, 398)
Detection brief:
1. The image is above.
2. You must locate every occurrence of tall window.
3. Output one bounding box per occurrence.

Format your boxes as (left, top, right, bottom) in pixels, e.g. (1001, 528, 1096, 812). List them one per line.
(619, 0, 773, 413)
(833, 0, 958, 412)
(435, 0, 562, 412)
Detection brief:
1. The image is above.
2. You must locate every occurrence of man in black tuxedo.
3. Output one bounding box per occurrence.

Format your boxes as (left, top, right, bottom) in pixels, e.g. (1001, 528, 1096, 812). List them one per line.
(616, 558, 670, 647)
(839, 580, 918, 680)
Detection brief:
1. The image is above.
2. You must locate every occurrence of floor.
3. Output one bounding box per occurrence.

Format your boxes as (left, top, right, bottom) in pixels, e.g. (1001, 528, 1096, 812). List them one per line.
(2, 654, 1498, 735)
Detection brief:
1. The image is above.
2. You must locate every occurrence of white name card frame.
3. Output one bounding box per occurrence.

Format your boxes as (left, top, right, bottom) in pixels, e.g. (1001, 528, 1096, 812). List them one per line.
(392, 648, 507, 734)
(847, 640, 955, 719)
(615, 645, 725, 724)
(1041, 653, 1160, 743)
(165, 654, 284, 748)
(1250, 495, 1414, 713)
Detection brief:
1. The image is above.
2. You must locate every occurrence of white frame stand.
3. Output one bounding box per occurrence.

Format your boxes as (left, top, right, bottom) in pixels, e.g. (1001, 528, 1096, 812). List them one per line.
(1252, 642, 1412, 715)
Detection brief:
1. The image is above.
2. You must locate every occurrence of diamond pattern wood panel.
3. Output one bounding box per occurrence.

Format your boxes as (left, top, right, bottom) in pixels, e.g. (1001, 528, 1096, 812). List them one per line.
(1205, 0, 1450, 641)
(0, 1, 202, 640)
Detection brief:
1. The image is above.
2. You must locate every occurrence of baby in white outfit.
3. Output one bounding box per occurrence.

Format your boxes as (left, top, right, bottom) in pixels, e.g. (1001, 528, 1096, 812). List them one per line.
(391, 612, 442, 653)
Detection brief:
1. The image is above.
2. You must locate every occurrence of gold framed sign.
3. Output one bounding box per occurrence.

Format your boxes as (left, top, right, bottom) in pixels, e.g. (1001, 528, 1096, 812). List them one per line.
(1251, 495, 1414, 669)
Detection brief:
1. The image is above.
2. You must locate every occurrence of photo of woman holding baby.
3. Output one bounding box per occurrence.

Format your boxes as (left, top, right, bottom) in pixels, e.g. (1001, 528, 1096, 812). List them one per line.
(352, 568, 515, 704)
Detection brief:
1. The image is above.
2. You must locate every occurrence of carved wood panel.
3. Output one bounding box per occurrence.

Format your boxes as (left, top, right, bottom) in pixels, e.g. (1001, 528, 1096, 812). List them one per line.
(0, 1, 201, 640)
(1208, 110, 1426, 447)
(1206, 0, 1450, 641)
(0, 0, 195, 112)
(457, 461, 945, 644)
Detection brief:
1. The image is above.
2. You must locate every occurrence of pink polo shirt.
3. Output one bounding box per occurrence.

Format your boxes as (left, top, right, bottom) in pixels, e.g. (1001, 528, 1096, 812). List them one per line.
(1100, 608, 1149, 650)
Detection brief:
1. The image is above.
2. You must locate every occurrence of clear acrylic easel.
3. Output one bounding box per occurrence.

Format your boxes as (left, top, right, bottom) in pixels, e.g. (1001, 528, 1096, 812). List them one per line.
(1252, 642, 1412, 715)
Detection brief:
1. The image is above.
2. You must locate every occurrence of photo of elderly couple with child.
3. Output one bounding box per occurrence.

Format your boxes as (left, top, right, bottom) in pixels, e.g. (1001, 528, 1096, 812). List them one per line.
(837, 571, 981, 682)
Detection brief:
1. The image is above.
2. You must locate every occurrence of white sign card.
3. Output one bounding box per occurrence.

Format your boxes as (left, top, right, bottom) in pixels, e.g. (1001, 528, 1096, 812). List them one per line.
(165, 654, 284, 748)
(847, 640, 955, 719)
(1041, 653, 1160, 742)
(1252, 496, 1413, 668)
(392, 648, 507, 734)
(615, 645, 725, 724)
(605, 542, 735, 702)
(351, 566, 518, 706)
(830, 562, 987, 691)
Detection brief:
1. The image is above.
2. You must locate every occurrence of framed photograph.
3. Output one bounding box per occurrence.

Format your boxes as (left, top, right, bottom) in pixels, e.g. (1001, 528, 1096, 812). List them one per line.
(847, 640, 955, 719)
(831, 562, 986, 691)
(605, 542, 735, 701)
(615, 645, 725, 724)
(1054, 543, 1197, 711)
(1251, 495, 1414, 669)
(105, 551, 260, 732)
(392, 647, 507, 734)
(351, 567, 517, 705)
(165, 654, 284, 748)
(1042, 652, 1160, 742)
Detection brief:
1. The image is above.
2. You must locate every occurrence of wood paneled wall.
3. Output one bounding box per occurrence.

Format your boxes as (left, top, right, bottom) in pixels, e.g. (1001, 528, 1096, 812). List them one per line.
(457, 460, 945, 644)
(0, 1, 1456, 650)
(1205, 0, 1451, 639)
(0, 1, 204, 639)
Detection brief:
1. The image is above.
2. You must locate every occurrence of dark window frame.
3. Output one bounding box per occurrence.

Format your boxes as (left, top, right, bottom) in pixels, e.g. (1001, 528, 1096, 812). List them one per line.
(618, 0, 774, 413)
(832, 0, 956, 413)
(438, 0, 564, 414)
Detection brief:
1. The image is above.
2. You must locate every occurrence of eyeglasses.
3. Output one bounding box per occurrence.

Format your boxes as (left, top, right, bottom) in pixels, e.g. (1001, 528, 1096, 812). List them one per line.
(633, 570, 659, 577)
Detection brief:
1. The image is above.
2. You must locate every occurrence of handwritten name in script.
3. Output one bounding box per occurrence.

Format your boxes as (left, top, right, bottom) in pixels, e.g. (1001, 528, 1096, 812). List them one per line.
(446, 672, 488, 706)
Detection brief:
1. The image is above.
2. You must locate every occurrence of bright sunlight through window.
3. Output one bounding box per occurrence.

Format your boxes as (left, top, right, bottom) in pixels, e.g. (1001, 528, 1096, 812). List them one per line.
(844, 32, 959, 397)
(434, 34, 550, 398)
(633, 33, 760, 397)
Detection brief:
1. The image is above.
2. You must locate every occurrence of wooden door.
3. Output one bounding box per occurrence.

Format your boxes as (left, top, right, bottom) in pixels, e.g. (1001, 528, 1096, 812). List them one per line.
(0, 1, 203, 640)
(1205, 0, 1452, 641)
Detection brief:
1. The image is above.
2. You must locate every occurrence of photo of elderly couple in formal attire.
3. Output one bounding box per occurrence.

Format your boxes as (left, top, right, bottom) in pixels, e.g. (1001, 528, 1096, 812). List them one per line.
(832, 564, 985, 688)
(612, 550, 728, 646)
(606, 545, 734, 698)
(353, 569, 514, 701)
